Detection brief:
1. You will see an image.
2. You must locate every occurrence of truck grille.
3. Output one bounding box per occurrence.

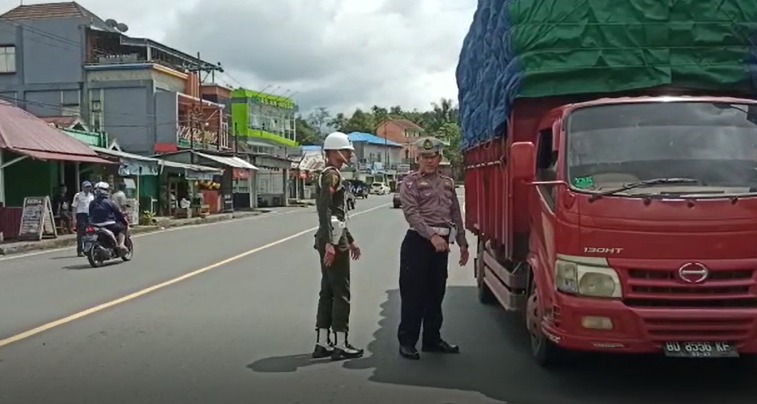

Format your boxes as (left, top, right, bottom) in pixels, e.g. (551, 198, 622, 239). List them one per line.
(623, 268, 757, 308)
(642, 316, 755, 342)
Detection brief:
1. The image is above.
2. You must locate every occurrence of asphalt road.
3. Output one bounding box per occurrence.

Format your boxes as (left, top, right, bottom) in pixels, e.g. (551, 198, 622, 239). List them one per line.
(1, 194, 756, 404)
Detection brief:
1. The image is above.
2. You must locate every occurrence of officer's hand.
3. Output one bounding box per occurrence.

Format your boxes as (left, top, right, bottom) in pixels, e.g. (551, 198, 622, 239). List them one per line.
(323, 243, 336, 267)
(459, 246, 470, 266)
(349, 243, 361, 260)
(430, 234, 449, 252)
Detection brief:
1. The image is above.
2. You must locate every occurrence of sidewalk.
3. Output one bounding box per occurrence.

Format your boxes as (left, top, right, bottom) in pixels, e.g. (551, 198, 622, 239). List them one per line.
(289, 199, 316, 207)
(0, 210, 267, 256)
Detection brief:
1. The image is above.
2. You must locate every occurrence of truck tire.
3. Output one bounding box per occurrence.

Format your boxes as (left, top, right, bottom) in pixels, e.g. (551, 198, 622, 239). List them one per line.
(476, 255, 497, 305)
(526, 275, 565, 367)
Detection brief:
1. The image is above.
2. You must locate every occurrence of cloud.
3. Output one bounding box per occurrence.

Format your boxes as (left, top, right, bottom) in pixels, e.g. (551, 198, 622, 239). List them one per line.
(159, 0, 476, 114)
(0, 0, 476, 115)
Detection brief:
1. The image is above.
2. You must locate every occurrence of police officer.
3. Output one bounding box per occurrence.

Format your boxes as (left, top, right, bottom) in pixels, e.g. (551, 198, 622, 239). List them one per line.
(397, 137, 469, 360)
(312, 131, 364, 361)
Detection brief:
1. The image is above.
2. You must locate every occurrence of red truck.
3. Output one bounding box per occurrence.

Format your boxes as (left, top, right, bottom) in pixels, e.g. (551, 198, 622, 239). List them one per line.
(457, 1, 757, 366)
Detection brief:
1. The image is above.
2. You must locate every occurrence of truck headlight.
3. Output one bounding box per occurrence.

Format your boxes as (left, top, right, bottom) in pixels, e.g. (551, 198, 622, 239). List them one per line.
(555, 259, 622, 298)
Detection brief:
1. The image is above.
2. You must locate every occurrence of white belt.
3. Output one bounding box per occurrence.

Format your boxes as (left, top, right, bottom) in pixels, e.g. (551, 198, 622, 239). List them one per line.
(411, 226, 450, 236)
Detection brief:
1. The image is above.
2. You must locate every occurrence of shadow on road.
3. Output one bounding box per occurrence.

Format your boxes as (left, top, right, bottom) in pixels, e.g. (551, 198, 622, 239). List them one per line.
(343, 286, 757, 404)
(62, 262, 118, 270)
(247, 353, 334, 373)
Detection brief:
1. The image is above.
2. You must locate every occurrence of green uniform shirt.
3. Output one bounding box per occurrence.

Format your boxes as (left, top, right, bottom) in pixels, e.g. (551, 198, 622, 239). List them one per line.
(315, 167, 354, 249)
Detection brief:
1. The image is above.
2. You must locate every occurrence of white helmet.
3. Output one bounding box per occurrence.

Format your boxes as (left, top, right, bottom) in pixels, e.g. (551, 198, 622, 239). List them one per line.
(94, 181, 110, 196)
(322, 131, 354, 151)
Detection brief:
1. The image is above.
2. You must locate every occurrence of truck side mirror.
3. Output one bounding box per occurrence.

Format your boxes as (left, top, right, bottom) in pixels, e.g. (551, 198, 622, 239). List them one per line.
(510, 142, 536, 182)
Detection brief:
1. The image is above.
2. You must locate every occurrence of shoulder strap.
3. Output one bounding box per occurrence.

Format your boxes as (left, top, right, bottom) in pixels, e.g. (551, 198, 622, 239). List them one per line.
(318, 167, 341, 187)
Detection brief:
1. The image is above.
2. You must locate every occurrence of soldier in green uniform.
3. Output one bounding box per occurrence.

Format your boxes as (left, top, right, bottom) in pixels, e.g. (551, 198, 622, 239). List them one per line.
(312, 131, 364, 361)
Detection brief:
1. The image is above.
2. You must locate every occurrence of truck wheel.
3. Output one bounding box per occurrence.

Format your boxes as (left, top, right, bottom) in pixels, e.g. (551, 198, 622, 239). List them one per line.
(476, 257, 496, 305)
(526, 277, 564, 367)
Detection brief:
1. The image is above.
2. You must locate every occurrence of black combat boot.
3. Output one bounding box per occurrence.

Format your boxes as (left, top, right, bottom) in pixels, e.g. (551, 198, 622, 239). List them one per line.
(312, 328, 334, 359)
(331, 331, 364, 361)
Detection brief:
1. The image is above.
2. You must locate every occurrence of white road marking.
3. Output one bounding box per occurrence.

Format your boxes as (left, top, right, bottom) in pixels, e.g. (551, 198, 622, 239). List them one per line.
(0, 202, 390, 350)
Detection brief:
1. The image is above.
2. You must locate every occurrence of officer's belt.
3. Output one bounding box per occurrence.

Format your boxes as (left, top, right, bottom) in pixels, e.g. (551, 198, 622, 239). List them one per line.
(410, 226, 450, 236)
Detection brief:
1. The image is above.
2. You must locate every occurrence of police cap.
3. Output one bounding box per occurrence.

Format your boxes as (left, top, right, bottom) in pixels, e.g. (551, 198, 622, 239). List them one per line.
(415, 137, 444, 156)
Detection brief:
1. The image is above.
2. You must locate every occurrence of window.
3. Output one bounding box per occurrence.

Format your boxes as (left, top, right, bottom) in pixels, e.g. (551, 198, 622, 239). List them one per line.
(536, 128, 558, 209)
(0, 46, 16, 73)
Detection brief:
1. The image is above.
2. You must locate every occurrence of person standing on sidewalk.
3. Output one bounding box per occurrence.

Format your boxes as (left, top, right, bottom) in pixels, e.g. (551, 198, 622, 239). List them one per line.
(397, 137, 469, 360)
(312, 131, 364, 361)
(71, 181, 94, 257)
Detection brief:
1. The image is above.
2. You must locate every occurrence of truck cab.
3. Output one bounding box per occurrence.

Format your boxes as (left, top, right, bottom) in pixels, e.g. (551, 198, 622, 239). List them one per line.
(476, 96, 757, 365)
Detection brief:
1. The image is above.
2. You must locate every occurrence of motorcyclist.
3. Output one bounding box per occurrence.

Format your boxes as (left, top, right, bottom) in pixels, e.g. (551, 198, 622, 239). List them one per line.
(88, 181, 128, 252)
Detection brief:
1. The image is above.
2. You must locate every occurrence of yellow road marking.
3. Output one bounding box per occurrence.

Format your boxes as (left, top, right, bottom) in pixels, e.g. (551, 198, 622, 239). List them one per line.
(0, 203, 390, 350)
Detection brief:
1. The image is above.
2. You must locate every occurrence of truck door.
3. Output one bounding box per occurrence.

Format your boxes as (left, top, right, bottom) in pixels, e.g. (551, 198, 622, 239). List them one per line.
(532, 125, 558, 262)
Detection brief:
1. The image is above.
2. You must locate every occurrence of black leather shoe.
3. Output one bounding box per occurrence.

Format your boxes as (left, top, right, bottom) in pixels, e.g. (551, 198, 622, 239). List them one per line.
(312, 344, 334, 359)
(399, 345, 420, 360)
(331, 343, 364, 361)
(422, 340, 460, 354)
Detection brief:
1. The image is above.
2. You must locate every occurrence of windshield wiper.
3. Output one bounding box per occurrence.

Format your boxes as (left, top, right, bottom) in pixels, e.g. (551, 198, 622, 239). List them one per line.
(588, 177, 700, 202)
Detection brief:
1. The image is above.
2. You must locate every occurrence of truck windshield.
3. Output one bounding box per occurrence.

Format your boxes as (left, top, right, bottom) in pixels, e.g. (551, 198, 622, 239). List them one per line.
(566, 101, 757, 197)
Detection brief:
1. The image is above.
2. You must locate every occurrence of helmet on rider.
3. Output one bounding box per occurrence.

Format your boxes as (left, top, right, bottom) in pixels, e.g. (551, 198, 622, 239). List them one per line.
(322, 132, 354, 167)
(94, 181, 110, 198)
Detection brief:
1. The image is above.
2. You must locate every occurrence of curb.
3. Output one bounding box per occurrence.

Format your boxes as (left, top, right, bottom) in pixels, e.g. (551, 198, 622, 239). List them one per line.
(0, 210, 264, 256)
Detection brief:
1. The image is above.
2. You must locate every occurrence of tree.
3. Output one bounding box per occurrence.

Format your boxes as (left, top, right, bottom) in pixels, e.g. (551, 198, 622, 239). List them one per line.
(295, 116, 322, 145)
(329, 112, 348, 132)
(437, 122, 462, 167)
(307, 107, 331, 135)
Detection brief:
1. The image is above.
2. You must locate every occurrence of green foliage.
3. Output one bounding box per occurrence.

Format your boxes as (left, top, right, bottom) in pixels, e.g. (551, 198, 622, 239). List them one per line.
(300, 97, 462, 149)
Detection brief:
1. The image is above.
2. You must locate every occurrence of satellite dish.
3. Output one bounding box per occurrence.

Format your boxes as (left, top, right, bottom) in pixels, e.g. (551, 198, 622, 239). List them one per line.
(105, 19, 117, 27)
(116, 23, 128, 33)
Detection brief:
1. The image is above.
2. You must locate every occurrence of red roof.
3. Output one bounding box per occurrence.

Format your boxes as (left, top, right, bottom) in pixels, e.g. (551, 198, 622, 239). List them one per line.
(0, 101, 111, 164)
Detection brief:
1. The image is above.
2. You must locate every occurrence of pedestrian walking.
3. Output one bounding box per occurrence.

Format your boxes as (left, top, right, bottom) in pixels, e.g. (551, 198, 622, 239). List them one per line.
(72, 181, 94, 257)
(312, 131, 364, 361)
(397, 137, 469, 360)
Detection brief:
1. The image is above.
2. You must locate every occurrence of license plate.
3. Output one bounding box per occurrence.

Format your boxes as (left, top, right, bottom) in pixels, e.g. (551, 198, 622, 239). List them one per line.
(663, 342, 739, 358)
(84, 234, 97, 241)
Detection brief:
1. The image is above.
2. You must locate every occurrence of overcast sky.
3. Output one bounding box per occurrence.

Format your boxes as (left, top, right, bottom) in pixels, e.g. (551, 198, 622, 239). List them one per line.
(3, 0, 477, 114)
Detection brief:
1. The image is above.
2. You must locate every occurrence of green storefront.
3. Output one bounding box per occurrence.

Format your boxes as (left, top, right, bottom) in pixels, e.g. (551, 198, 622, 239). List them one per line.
(1, 129, 108, 207)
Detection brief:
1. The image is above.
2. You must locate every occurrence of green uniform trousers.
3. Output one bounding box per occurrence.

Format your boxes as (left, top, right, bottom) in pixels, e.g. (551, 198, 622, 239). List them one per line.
(315, 243, 351, 332)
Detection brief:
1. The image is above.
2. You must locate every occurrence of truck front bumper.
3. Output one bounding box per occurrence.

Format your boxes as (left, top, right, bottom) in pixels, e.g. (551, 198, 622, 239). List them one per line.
(542, 294, 757, 354)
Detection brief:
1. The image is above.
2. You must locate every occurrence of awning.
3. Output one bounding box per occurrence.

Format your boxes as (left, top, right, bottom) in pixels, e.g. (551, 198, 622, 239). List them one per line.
(10, 148, 113, 164)
(196, 152, 258, 170)
(0, 100, 112, 164)
(160, 160, 224, 174)
(92, 146, 160, 162)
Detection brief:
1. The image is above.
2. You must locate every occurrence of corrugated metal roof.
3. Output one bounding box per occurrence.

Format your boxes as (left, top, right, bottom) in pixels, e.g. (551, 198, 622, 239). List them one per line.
(0, 100, 112, 164)
(160, 160, 223, 174)
(296, 151, 325, 171)
(0, 2, 88, 21)
(91, 146, 159, 162)
(379, 119, 424, 131)
(348, 132, 402, 147)
(196, 152, 258, 170)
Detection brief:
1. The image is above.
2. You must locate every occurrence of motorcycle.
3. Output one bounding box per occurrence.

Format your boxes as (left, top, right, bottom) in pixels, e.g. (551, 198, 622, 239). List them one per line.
(83, 220, 134, 268)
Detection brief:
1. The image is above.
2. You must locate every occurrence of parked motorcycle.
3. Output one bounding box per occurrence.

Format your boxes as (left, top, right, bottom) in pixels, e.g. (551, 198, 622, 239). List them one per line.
(83, 221, 134, 267)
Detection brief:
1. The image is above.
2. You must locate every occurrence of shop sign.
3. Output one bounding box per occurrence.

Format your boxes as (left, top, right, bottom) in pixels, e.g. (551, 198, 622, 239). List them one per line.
(248, 93, 295, 109)
(118, 162, 159, 176)
(185, 170, 215, 181)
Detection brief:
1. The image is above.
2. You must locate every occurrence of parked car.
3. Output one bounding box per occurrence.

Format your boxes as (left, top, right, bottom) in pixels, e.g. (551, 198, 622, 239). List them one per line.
(370, 182, 390, 195)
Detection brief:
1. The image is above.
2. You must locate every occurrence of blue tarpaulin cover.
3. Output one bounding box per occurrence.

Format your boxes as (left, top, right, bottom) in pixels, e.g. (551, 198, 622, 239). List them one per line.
(456, 0, 757, 150)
